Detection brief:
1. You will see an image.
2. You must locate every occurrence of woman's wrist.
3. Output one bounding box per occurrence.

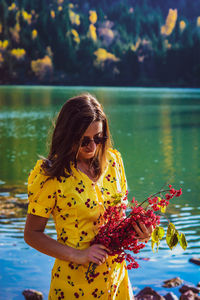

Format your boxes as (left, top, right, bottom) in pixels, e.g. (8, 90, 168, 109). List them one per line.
(65, 247, 83, 263)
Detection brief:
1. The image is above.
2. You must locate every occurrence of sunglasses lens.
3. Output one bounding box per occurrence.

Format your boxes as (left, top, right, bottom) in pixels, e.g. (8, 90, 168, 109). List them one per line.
(81, 137, 90, 147)
(81, 136, 108, 147)
(93, 137, 102, 144)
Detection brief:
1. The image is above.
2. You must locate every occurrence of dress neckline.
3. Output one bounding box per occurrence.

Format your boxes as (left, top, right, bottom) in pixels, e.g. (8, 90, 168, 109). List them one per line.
(71, 161, 108, 186)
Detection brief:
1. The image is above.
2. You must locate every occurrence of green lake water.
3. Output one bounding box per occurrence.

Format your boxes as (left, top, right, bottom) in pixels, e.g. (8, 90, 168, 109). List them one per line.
(0, 86, 200, 299)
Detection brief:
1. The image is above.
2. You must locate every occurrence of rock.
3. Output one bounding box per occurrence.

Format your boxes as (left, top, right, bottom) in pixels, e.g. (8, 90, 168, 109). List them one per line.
(189, 258, 200, 266)
(179, 285, 200, 294)
(163, 277, 183, 288)
(164, 292, 179, 300)
(179, 290, 200, 300)
(22, 289, 43, 300)
(0, 195, 28, 218)
(135, 287, 165, 300)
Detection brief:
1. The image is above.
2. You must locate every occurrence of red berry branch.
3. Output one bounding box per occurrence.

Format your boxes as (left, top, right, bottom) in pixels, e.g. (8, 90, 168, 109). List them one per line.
(85, 185, 187, 282)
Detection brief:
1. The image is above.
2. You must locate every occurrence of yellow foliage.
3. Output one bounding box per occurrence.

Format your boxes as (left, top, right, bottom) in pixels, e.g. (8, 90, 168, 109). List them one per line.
(71, 29, 80, 44)
(22, 10, 32, 25)
(88, 24, 97, 42)
(130, 38, 141, 52)
(0, 40, 9, 50)
(179, 20, 186, 31)
(10, 48, 26, 60)
(31, 55, 53, 79)
(58, 6, 63, 11)
(161, 9, 178, 36)
(15, 23, 20, 32)
(68, 3, 74, 9)
(50, 10, 55, 19)
(8, 3, 16, 11)
(32, 29, 38, 39)
(9, 23, 20, 43)
(94, 48, 119, 66)
(89, 10, 97, 24)
(16, 11, 21, 23)
(69, 10, 80, 26)
(0, 23, 2, 34)
(197, 16, 200, 27)
(58, 0, 64, 4)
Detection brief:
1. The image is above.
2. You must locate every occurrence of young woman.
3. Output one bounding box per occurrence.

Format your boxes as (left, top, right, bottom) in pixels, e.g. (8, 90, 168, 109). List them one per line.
(24, 93, 153, 299)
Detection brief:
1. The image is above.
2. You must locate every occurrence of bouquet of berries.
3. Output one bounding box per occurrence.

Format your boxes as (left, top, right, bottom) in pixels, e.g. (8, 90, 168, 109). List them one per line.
(86, 184, 187, 280)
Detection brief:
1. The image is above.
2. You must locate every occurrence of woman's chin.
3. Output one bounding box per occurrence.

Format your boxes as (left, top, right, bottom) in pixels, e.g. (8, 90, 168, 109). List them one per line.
(86, 152, 95, 157)
(82, 151, 95, 159)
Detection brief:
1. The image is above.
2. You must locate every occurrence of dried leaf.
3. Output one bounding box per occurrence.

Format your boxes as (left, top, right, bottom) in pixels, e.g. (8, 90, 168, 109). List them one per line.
(179, 233, 188, 250)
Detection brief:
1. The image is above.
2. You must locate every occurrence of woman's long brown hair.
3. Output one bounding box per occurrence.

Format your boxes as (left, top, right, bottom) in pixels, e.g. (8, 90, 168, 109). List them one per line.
(42, 93, 112, 180)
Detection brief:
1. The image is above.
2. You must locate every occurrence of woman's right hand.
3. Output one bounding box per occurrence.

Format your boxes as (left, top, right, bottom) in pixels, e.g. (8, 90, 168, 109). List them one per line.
(72, 244, 109, 265)
(24, 215, 109, 265)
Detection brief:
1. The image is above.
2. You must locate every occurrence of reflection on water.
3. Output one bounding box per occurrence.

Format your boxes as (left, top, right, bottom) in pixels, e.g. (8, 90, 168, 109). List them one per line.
(0, 86, 200, 298)
(1, 205, 199, 298)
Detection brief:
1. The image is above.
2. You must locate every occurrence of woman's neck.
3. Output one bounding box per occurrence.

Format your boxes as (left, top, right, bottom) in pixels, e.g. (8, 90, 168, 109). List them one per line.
(77, 158, 92, 166)
(77, 159, 98, 182)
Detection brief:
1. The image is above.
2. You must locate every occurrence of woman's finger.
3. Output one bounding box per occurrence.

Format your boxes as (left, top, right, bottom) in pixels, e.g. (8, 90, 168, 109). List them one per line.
(97, 244, 110, 253)
(94, 248, 108, 258)
(93, 251, 106, 261)
(92, 254, 105, 265)
(139, 222, 150, 236)
(132, 222, 143, 237)
(92, 257, 102, 265)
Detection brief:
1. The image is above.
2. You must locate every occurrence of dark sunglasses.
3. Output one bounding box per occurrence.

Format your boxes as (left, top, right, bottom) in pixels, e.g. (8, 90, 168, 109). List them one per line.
(81, 136, 108, 147)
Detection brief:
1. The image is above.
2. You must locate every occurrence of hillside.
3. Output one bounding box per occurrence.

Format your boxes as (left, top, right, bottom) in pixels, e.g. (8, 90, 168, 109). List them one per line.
(0, 0, 200, 86)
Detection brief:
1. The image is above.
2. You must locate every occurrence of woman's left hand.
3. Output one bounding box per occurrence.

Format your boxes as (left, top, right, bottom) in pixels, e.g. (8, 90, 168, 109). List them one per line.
(132, 222, 154, 243)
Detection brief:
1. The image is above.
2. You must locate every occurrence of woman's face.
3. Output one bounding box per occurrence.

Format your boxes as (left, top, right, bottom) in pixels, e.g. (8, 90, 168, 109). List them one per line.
(77, 121, 103, 161)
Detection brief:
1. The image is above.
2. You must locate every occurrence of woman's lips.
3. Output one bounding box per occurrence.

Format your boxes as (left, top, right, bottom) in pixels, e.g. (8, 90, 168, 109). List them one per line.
(85, 149, 95, 154)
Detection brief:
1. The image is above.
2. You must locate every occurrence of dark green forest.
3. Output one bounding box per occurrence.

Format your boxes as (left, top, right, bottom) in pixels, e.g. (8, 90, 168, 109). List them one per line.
(0, 0, 200, 86)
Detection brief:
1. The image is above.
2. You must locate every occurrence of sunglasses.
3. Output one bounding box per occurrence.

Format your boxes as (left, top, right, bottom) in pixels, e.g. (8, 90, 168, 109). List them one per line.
(81, 136, 108, 147)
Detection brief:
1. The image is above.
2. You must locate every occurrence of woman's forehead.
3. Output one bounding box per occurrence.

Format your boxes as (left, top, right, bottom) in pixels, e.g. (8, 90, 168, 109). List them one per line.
(83, 121, 103, 137)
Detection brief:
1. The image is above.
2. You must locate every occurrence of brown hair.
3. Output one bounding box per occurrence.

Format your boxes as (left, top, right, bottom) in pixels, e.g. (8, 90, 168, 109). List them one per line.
(42, 93, 112, 179)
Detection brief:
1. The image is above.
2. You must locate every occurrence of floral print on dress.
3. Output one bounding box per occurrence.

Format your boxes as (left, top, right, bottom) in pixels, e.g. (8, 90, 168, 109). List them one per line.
(27, 149, 133, 300)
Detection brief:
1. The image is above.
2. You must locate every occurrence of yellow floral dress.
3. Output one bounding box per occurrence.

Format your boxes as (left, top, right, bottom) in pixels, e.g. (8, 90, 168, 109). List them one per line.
(27, 148, 133, 300)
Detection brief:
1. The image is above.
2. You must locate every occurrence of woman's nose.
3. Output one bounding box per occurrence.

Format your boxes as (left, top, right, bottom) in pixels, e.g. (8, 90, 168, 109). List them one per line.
(87, 140, 96, 151)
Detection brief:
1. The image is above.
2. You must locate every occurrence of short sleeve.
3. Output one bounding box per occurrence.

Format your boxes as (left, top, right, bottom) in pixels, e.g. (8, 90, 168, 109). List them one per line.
(27, 160, 57, 218)
(112, 149, 128, 194)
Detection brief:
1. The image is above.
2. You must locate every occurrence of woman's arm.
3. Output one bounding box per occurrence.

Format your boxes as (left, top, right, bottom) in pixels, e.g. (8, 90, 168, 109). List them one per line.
(24, 214, 108, 265)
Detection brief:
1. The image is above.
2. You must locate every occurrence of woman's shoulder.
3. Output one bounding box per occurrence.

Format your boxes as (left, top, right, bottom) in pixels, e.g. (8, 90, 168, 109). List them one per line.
(107, 148, 123, 161)
(28, 159, 55, 186)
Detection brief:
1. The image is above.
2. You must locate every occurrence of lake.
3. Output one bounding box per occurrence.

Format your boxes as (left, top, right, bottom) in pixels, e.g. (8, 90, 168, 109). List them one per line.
(0, 86, 200, 299)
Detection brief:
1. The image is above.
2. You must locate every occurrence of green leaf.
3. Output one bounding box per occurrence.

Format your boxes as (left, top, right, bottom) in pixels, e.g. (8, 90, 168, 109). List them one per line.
(166, 232, 179, 250)
(112, 199, 121, 205)
(110, 193, 123, 206)
(166, 223, 179, 250)
(179, 233, 188, 250)
(151, 226, 165, 252)
(157, 197, 167, 213)
(167, 223, 176, 236)
(152, 226, 165, 242)
(151, 240, 158, 252)
(160, 206, 166, 213)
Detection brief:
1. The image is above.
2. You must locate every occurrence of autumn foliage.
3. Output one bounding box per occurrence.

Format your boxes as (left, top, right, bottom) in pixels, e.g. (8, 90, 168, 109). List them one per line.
(0, 0, 200, 85)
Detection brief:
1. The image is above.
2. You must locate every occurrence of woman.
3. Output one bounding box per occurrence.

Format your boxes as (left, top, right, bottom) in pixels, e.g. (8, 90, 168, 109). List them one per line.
(24, 93, 153, 299)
